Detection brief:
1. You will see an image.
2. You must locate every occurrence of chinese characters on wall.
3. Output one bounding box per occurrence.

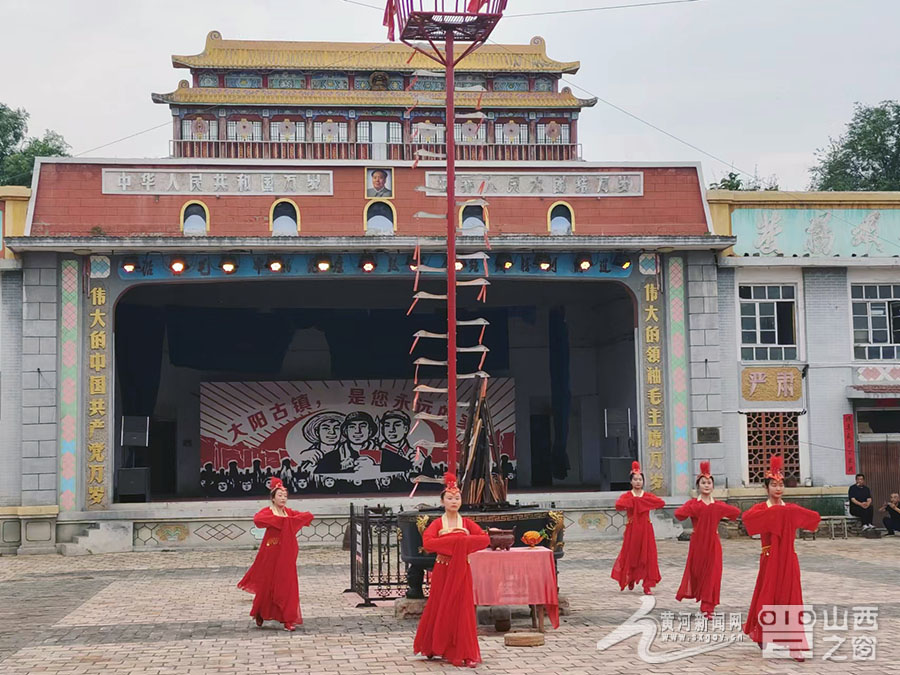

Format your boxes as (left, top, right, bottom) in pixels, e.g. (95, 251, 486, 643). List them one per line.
(85, 283, 110, 509)
(102, 169, 334, 196)
(424, 171, 643, 198)
(741, 367, 803, 402)
(643, 279, 667, 493)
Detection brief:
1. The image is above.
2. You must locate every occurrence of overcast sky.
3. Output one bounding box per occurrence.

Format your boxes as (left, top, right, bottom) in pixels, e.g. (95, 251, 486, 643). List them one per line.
(1, 0, 896, 190)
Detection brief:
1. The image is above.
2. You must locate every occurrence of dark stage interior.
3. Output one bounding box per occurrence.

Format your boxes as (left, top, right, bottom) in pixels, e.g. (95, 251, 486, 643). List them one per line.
(113, 277, 638, 501)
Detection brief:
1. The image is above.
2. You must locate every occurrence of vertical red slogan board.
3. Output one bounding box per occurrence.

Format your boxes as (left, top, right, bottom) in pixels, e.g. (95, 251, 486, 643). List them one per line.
(843, 413, 856, 475)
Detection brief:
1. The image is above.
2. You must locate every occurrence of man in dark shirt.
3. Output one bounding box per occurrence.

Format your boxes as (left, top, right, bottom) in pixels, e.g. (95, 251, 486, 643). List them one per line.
(848, 473, 874, 530)
(880, 492, 900, 535)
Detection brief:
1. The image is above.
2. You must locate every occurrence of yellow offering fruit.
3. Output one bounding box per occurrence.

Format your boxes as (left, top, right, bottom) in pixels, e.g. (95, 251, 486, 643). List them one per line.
(521, 530, 544, 547)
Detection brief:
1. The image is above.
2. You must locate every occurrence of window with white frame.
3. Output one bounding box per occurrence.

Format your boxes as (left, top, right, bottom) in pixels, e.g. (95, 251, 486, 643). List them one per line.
(851, 284, 900, 359)
(313, 121, 348, 143)
(494, 122, 529, 145)
(389, 122, 402, 144)
(181, 119, 218, 141)
(357, 121, 403, 144)
(226, 120, 262, 141)
(269, 120, 306, 142)
(455, 121, 486, 144)
(536, 123, 570, 144)
(413, 122, 445, 144)
(739, 284, 797, 361)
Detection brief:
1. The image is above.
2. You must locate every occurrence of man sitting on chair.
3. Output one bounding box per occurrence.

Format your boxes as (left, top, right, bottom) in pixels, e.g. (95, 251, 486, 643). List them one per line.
(848, 473, 875, 531)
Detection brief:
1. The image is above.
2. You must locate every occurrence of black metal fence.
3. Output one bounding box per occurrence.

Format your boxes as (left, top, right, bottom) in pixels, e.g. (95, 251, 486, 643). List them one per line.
(348, 504, 408, 607)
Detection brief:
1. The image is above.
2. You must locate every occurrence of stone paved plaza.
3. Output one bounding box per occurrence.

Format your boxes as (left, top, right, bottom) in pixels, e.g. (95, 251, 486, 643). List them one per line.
(0, 537, 897, 674)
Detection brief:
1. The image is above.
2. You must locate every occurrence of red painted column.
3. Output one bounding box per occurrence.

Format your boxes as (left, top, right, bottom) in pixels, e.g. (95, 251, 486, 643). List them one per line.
(445, 30, 458, 477)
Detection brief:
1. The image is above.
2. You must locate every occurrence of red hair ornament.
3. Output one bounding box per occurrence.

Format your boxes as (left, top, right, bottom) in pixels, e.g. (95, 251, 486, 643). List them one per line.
(764, 455, 784, 482)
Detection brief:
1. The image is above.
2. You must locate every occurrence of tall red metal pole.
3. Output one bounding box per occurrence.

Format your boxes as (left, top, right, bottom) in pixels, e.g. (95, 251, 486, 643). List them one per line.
(445, 29, 458, 477)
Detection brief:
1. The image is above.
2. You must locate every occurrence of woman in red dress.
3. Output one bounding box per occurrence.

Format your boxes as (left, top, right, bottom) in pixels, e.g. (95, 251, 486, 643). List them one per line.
(237, 478, 314, 631)
(414, 473, 490, 668)
(674, 461, 741, 617)
(742, 456, 820, 662)
(611, 461, 666, 594)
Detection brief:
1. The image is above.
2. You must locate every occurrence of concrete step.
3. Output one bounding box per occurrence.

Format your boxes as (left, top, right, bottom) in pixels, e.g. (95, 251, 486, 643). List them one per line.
(57, 521, 133, 555)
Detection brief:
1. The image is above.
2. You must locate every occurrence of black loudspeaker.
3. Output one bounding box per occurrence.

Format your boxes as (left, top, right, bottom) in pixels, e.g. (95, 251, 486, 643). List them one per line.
(121, 416, 150, 447)
(117, 467, 150, 499)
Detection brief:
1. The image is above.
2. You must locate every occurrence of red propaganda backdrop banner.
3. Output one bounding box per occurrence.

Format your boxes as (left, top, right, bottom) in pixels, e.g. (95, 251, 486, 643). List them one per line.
(199, 379, 516, 496)
(843, 413, 856, 475)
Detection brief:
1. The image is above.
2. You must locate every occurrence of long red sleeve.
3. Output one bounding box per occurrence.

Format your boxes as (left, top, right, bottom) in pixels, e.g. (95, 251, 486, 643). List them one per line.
(254, 509, 285, 530)
(674, 499, 698, 521)
(741, 502, 778, 537)
(787, 503, 821, 532)
(615, 492, 633, 511)
(422, 519, 464, 555)
(717, 502, 741, 521)
(642, 493, 666, 510)
(464, 519, 490, 553)
(287, 509, 314, 528)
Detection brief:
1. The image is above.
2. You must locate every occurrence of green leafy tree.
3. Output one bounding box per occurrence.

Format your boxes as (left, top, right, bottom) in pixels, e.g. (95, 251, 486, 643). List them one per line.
(710, 170, 779, 191)
(710, 171, 745, 190)
(0, 103, 70, 186)
(810, 100, 900, 191)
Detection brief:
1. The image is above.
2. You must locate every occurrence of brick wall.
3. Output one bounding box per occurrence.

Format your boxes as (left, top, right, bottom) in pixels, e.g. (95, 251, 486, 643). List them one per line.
(686, 251, 725, 480)
(716, 268, 743, 484)
(20, 253, 58, 506)
(30, 163, 709, 238)
(802, 268, 854, 484)
(0, 271, 23, 506)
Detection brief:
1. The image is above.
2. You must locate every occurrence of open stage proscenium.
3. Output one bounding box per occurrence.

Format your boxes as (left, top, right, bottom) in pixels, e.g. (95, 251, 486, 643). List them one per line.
(199, 379, 515, 496)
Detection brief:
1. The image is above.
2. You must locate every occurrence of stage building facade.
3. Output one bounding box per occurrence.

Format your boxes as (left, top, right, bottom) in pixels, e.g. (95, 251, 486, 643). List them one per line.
(1, 32, 732, 554)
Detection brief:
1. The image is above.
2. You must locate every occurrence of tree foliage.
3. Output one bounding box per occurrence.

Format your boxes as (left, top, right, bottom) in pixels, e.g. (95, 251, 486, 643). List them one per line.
(810, 100, 900, 191)
(0, 103, 70, 186)
(709, 170, 779, 191)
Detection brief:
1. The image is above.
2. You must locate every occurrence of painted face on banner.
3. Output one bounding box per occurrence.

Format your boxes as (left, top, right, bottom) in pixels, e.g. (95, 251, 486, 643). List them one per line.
(319, 420, 341, 445)
(347, 420, 371, 444)
(382, 418, 409, 444)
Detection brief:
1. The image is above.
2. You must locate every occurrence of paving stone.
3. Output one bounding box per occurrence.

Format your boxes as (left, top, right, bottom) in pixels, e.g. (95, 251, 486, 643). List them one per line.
(0, 539, 896, 673)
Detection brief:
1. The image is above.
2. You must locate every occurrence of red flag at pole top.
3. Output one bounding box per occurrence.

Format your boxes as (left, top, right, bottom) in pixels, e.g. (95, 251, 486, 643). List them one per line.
(383, 0, 396, 41)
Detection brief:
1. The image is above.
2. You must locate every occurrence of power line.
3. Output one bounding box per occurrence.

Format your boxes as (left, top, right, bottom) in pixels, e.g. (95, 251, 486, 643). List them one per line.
(506, 0, 706, 18)
(72, 40, 396, 158)
(478, 36, 900, 254)
(341, 0, 709, 18)
(340, 0, 383, 8)
(75, 121, 172, 157)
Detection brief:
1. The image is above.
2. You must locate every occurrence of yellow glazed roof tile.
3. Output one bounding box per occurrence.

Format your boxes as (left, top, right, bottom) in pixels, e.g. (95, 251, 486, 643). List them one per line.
(152, 82, 595, 109)
(172, 31, 580, 74)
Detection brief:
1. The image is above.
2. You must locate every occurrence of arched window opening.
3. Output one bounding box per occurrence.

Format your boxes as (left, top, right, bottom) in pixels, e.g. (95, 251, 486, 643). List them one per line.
(549, 203, 573, 235)
(365, 201, 395, 236)
(182, 202, 208, 236)
(461, 205, 487, 234)
(271, 201, 299, 236)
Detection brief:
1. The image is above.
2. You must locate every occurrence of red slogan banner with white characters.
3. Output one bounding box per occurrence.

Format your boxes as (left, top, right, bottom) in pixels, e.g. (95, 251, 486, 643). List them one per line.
(199, 379, 515, 496)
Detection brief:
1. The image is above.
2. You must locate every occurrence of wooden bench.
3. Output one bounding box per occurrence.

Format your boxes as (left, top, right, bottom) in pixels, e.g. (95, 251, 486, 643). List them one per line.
(802, 515, 859, 540)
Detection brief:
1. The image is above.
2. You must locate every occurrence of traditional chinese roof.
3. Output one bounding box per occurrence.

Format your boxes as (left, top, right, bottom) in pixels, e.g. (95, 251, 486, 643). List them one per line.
(171, 31, 580, 74)
(152, 81, 596, 109)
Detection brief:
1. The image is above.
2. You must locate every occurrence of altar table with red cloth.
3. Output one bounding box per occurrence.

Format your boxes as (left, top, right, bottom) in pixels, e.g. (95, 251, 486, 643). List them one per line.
(469, 547, 560, 630)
